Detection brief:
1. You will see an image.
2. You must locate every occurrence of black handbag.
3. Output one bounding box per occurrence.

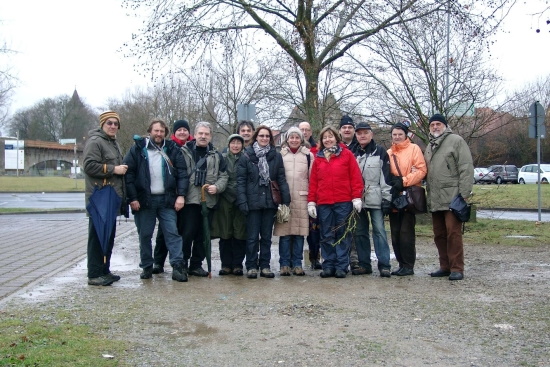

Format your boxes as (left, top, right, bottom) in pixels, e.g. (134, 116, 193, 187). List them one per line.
(449, 194, 471, 222)
(391, 155, 427, 214)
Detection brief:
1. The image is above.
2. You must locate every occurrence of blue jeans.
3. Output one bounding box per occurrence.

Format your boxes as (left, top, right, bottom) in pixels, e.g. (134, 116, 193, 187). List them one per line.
(317, 202, 353, 272)
(134, 195, 183, 268)
(355, 208, 391, 270)
(245, 208, 277, 270)
(279, 235, 304, 268)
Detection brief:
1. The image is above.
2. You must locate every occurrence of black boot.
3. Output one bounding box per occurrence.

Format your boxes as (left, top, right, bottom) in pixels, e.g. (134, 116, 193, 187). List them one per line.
(172, 263, 188, 282)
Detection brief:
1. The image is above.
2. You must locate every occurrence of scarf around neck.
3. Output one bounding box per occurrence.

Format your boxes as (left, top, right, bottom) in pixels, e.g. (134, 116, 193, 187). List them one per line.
(253, 141, 271, 185)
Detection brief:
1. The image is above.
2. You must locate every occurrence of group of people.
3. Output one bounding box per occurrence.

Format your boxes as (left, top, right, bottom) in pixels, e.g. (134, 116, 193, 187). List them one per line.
(83, 110, 473, 286)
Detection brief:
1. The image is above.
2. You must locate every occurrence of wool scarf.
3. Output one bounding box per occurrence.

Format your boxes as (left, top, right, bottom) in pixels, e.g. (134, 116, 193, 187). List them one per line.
(253, 142, 271, 186)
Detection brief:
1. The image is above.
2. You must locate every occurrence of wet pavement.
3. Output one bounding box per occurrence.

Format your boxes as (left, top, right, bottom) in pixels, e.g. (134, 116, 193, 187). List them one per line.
(0, 213, 135, 300)
(0, 192, 84, 209)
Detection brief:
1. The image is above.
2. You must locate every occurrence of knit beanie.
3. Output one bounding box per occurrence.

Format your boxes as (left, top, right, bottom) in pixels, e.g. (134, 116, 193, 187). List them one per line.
(391, 122, 409, 136)
(340, 115, 355, 128)
(285, 126, 304, 143)
(227, 133, 244, 146)
(99, 111, 120, 129)
(173, 119, 190, 133)
(429, 113, 448, 126)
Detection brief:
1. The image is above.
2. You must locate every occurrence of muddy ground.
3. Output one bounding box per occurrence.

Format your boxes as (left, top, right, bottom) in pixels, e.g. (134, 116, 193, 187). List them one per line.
(2, 227, 549, 367)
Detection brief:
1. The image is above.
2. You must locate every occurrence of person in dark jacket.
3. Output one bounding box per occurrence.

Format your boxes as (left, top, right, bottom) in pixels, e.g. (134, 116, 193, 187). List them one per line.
(339, 115, 359, 152)
(83, 111, 128, 286)
(152, 119, 193, 274)
(124, 118, 189, 282)
(236, 125, 291, 279)
(211, 134, 247, 275)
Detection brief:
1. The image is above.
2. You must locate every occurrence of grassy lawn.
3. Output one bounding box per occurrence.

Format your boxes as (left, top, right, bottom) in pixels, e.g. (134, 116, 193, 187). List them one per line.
(0, 176, 84, 192)
(472, 183, 550, 209)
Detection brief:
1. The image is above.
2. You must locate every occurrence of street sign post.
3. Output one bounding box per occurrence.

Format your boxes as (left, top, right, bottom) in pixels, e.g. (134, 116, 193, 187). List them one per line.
(528, 101, 546, 222)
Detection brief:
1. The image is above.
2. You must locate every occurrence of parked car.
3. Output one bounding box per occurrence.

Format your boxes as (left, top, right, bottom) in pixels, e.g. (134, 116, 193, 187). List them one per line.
(486, 165, 519, 184)
(518, 164, 550, 184)
(473, 167, 490, 183)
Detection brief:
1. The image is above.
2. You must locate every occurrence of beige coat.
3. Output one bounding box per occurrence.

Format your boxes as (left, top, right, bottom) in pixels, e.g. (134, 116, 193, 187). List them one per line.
(274, 146, 313, 237)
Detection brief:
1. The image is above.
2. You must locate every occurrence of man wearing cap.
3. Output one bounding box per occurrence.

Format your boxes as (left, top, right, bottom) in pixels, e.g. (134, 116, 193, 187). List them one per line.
(180, 121, 228, 276)
(83, 111, 128, 286)
(152, 119, 194, 274)
(124, 118, 189, 282)
(424, 113, 473, 281)
(339, 115, 359, 152)
(351, 122, 393, 277)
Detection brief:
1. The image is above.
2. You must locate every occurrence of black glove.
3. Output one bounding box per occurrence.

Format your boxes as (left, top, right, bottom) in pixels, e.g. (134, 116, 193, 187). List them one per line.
(390, 176, 404, 194)
(238, 203, 249, 216)
(381, 199, 392, 216)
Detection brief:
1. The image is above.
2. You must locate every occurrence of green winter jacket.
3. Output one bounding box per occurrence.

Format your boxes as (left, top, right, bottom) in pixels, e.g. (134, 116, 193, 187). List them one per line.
(424, 128, 474, 212)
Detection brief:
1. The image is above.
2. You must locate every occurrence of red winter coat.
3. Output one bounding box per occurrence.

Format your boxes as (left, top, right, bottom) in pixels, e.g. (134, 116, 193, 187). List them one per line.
(308, 146, 363, 205)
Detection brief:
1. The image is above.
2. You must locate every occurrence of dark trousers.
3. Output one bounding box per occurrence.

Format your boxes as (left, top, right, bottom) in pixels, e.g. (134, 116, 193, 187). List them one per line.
(432, 210, 465, 273)
(389, 211, 416, 269)
(307, 216, 321, 262)
(219, 238, 246, 269)
(245, 208, 277, 271)
(317, 202, 353, 272)
(87, 218, 116, 278)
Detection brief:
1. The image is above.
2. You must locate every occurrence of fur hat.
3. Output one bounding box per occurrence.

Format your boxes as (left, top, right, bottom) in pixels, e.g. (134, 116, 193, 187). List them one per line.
(285, 126, 304, 143)
(173, 119, 190, 133)
(99, 111, 120, 129)
(391, 122, 409, 135)
(429, 113, 448, 126)
(227, 133, 244, 146)
(340, 115, 355, 128)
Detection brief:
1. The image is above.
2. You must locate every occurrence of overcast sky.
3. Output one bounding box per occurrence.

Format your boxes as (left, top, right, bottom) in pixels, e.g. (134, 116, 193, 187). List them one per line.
(0, 1, 548, 119)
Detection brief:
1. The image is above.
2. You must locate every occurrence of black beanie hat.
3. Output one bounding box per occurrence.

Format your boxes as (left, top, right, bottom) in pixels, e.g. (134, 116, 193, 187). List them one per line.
(340, 115, 355, 128)
(429, 113, 448, 126)
(391, 122, 409, 136)
(173, 119, 190, 133)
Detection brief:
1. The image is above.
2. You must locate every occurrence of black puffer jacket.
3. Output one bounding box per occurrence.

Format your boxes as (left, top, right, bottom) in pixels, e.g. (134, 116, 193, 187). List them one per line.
(236, 145, 290, 211)
(124, 136, 188, 211)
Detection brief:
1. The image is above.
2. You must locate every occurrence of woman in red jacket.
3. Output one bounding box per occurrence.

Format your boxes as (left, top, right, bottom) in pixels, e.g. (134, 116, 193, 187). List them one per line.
(307, 126, 364, 278)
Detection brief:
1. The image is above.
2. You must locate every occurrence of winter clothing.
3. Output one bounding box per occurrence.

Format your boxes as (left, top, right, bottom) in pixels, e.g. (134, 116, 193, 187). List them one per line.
(83, 127, 127, 279)
(340, 115, 355, 128)
(387, 139, 426, 189)
(355, 122, 372, 131)
(429, 113, 448, 126)
(424, 126, 473, 275)
(99, 111, 120, 129)
(391, 122, 409, 136)
(173, 119, 190, 133)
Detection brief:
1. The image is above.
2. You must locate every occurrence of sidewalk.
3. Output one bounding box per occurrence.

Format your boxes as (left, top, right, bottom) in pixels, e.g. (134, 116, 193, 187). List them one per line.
(0, 213, 136, 300)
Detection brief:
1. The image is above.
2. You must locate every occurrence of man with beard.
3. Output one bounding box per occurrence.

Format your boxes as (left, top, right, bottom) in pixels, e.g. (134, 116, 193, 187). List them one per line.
(124, 119, 188, 282)
(424, 113, 473, 281)
(180, 121, 228, 276)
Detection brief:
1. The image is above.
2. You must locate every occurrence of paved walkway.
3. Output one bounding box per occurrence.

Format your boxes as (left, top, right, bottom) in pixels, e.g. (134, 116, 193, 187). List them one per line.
(0, 213, 136, 300)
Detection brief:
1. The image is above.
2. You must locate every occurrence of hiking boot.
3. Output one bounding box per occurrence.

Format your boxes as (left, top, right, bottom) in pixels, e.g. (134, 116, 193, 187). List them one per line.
(391, 267, 403, 275)
(335, 269, 347, 278)
(140, 267, 153, 279)
(232, 267, 244, 276)
(189, 267, 209, 277)
(351, 266, 372, 275)
(88, 275, 114, 286)
(292, 267, 305, 276)
(449, 272, 464, 281)
(430, 269, 451, 277)
(152, 264, 164, 274)
(105, 272, 121, 282)
(260, 268, 275, 278)
(313, 260, 323, 270)
(320, 269, 335, 278)
(280, 266, 291, 276)
(247, 269, 258, 279)
(172, 263, 188, 282)
(380, 269, 391, 278)
(395, 267, 414, 276)
(219, 267, 232, 276)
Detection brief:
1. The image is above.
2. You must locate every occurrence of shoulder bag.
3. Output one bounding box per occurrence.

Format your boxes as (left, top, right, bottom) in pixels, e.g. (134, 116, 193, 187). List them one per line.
(392, 155, 427, 214)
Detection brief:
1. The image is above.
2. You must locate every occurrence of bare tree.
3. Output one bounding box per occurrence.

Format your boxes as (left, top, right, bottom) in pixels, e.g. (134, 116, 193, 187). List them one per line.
(0, 40, 17, 128)
(125, 0, 513, 133)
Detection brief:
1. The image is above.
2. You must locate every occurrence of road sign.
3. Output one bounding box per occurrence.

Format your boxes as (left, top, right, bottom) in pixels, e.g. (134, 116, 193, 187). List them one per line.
(528, 101, 546, 139)
(237, 104, 256, 122)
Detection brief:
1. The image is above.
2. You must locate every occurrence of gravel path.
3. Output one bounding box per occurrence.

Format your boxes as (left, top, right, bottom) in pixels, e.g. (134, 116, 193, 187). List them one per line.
(3, 228, 549, 367)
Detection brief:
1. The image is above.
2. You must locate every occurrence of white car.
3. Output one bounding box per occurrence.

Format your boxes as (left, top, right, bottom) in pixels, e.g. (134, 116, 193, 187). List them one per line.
(518, 164, 550, 184)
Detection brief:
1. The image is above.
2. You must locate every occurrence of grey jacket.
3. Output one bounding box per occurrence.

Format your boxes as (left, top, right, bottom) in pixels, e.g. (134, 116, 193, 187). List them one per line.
(424, 128, 474, 212)
(354, 140, 391, 209)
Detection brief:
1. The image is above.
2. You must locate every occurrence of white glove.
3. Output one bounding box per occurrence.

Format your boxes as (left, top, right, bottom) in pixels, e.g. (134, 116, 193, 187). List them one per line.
(307, 202, 317, 219)
(352, 198, 362, 213)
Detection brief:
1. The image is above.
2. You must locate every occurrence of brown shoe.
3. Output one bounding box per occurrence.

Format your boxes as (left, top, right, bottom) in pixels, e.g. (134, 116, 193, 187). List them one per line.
(280, 266, 291, 276)
(292, 267, 305, 276)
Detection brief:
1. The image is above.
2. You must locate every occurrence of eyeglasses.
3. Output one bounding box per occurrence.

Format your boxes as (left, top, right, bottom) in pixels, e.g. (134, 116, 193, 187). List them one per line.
(257, 134, 270, 138)
(105, 121, 119, 127)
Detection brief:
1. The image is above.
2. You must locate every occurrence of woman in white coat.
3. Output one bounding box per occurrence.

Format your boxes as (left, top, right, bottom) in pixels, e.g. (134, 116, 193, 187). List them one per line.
(274, 127, 314, 276)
